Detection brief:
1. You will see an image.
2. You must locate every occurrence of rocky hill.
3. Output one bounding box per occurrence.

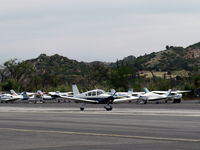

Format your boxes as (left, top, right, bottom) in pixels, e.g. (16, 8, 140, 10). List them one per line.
(25, 42, 200, 78)
(119, 42, 200, 72)
(1, 42, 200, 92)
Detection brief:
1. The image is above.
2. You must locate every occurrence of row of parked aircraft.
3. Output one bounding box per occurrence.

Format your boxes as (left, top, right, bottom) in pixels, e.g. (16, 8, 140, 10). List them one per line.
(0, 84, 190, 111)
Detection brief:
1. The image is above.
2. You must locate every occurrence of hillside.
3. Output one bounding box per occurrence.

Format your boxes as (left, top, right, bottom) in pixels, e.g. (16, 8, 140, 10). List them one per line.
(0, 42, 199, 92)
(119, 42, 200, 72)
(19, 42, 200, 75)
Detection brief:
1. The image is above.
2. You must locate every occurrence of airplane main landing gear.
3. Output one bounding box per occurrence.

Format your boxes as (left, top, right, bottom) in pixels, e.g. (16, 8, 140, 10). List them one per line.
(80, 107, 84, 111)
(104, 105, 113, 111)
(80, 103, 86, 111)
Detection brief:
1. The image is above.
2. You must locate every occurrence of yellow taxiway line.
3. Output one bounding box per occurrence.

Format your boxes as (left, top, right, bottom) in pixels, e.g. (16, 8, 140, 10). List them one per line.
(0, 127, 199, 143)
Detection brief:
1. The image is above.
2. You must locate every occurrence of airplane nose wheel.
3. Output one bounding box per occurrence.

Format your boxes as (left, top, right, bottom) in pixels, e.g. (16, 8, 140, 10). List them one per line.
(104, 105, 113, 111)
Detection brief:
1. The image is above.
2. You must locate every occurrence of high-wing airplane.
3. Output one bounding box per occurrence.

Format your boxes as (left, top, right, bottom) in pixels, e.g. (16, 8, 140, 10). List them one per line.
(0, 90, 24, 103)
(138, 88, 172, 104)
(66, 84, 138, 111)
(152, 90, 191, 103)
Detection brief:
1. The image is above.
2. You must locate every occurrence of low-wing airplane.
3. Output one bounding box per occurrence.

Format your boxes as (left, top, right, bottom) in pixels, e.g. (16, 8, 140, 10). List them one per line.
(152, 90, 191, 103)
(21, 90, 52, 104)
(66, 84, 138, 111)
(35, 90, 52, 100)
(48, 91, 73, 99)
(109, 89, 139, 103)
(138, 88, 172, 104)
(0, 90, 24, 103)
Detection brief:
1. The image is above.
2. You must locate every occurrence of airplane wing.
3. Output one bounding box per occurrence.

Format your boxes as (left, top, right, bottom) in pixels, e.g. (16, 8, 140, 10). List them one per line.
(152, 91, 167, 94)
(175, 90, 191, 93)
(153, 90, 191, 94)
(0, 97, 21, 102)
(65, 97, 99, 103)
(113, 96, 139, 103)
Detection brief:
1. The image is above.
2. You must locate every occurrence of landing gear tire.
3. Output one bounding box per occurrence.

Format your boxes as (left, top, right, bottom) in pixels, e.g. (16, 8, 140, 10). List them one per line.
(173, 99, 181, 103)
(80, 107, 85, 111)
(104, 105, 113, 111)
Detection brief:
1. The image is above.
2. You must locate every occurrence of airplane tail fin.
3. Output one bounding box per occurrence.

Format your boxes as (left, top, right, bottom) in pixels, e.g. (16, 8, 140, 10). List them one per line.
(164, 89, 172, 97)
(72, 84, 80, 97)
(10, 89, 18, 96)
(143, 88, 150, 93)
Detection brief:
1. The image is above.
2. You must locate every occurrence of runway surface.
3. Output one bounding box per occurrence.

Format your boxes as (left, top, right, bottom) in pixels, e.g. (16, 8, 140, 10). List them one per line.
(0, 101, 200, 150)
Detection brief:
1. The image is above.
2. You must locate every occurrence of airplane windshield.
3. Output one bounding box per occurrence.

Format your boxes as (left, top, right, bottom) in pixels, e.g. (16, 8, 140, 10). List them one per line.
(97, 91, 103, 95)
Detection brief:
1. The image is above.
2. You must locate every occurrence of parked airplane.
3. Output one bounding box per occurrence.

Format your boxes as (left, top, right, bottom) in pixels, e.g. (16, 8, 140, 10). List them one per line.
(152, 90, 190, 103)
(35, 90, 52, 100)
(109, 89, 139, 103)
(48, 91, 73, 99)
(66, 84, 138, 111)
(0, 90, 24, 103)
(138, 88, 172, 104)
(20, 90, 52, 103)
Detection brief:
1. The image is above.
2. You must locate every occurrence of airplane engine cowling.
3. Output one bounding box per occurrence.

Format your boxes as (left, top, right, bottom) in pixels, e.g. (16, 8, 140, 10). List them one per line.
(107, 96, 114, 104)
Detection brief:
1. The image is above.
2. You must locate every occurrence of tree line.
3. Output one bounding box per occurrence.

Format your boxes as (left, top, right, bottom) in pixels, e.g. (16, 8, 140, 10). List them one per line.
(0, 59, 200, 98)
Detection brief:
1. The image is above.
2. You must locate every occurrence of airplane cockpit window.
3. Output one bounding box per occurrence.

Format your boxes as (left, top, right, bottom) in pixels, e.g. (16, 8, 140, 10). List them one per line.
(92, 91, 96, 96)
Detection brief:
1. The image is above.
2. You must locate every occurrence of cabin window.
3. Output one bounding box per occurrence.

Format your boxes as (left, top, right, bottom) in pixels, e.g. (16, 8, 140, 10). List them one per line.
(92, 91, 96, 96)
(88, 92, 92, 96)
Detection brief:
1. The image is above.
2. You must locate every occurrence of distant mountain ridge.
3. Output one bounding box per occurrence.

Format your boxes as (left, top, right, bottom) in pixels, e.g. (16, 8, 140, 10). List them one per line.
(1, 42, 200, 92)
(24, 42, 200, 73)
(119, 42, 200, 71)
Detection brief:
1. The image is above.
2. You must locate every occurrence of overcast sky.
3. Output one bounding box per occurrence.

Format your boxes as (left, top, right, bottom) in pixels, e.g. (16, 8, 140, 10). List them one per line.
(0, 0, 200, 64)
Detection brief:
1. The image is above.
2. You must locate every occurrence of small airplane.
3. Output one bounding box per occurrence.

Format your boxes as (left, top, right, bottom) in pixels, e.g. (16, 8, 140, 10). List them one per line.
(35, 90, 52, 100)
(152, 90, 191, 103)
(20, 90, 52, 104)
(66, 84, 138, 111)
(109, 89, 139, 103)
(0, 90, 24, 103)
(48, 91, 73, 99)
(138, 88, 172, 104)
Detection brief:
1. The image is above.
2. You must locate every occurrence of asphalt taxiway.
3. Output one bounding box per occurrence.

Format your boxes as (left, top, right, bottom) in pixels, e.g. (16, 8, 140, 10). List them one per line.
(0, 101, 200, 150)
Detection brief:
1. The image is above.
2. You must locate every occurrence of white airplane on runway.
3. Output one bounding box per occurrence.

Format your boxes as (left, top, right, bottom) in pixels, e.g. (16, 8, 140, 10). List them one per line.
(21, 90, 52, 104)
(48, 91, 73, 99)
(138, 88, 172, 104)
(0, 90, 24, 103)
(66, 84, 138, 111)
(35, 90, 52, 100)
(152, 90, 191, 103)
(109, 89, 139, 103)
